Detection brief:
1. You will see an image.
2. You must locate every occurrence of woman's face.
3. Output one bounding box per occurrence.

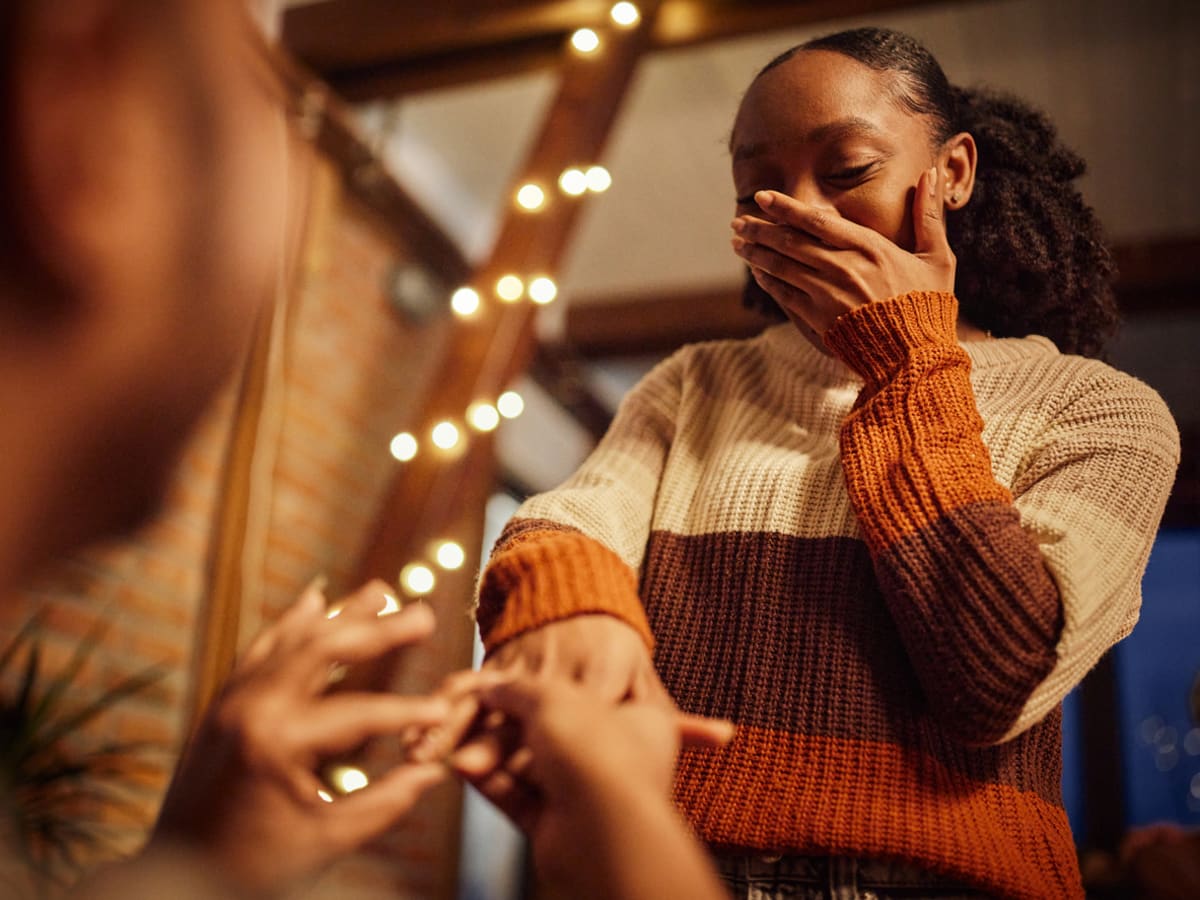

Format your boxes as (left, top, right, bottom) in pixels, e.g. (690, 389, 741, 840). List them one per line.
(731, 49, 939, 255)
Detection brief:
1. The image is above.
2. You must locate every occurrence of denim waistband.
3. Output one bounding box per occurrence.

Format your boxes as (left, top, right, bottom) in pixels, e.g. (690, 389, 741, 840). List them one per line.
(713, 851, 983, 893)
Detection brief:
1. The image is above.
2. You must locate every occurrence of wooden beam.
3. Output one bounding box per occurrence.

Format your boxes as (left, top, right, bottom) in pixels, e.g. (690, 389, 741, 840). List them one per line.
(354, 3, 662, 585)
(529, 344, 614, 441)
(284, 0, 961, 100)
(284, 0, 608, 72)
(566, 281, 772, 358)
(1113, 236, 1200, 315)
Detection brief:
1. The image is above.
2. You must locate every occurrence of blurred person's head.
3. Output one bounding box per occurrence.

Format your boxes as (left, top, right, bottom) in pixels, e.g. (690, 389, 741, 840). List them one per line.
(0, 0, 287, 587)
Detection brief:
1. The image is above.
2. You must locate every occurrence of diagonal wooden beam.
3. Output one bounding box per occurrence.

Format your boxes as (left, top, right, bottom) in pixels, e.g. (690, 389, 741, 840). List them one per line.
(354, 3, 663, 585)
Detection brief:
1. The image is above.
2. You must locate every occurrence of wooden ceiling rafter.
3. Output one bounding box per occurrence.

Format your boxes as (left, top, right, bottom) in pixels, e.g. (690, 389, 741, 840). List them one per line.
(283, 0, 957, 101)
(354, 1, 664, 584)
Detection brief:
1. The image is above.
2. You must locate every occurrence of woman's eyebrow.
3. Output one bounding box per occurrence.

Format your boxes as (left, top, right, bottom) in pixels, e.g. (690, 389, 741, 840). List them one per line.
(731, 116, 886, 161)
(805, 116, 886, 145)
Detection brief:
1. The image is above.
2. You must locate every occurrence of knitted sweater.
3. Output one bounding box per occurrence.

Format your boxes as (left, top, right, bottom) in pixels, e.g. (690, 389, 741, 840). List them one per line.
(476, 291, 1179, 899)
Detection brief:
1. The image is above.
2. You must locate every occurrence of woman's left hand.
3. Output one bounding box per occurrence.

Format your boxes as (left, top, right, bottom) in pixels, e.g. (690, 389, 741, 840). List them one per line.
(731, 166, 955, 336)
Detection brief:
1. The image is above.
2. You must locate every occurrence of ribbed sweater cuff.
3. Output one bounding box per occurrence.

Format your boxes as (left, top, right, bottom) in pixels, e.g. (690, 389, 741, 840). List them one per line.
(823, 291, 959, 386)
(476, 529, 654, 652)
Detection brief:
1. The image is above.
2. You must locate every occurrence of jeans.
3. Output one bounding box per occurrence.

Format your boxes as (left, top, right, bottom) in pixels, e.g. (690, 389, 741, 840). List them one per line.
(714, 853, 993, 900)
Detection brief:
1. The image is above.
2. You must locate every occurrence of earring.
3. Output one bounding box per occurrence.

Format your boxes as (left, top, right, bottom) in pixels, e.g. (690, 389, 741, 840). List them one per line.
(950, 192, 961, 205)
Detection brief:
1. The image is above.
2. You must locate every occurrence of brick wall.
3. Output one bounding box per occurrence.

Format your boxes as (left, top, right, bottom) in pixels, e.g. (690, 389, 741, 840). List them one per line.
(0, 149, 481, 898)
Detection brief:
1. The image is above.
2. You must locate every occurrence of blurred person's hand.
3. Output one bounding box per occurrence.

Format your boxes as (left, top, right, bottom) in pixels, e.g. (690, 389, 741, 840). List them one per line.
(450, 676, 733, 900)
(146, 580, 450, 897)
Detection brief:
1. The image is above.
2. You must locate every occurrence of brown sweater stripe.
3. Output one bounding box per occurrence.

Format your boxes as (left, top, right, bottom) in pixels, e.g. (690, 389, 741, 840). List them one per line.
(873, 500, 1064, 742)
(674, 723, 1078, 900)
(643, 527, 1063, 804)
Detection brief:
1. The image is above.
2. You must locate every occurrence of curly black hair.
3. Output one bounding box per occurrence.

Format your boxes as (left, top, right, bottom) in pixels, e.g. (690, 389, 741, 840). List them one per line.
(740, 27, 1119, 359)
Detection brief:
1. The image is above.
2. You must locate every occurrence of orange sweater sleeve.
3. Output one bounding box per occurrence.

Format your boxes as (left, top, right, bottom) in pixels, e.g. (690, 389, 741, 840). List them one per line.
(476, 522, 655, 651)
(823, 291, 1063, 744)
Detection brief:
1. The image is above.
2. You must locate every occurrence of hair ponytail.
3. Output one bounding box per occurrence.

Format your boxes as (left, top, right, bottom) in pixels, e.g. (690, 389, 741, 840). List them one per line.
(947, 86, 1118, 357)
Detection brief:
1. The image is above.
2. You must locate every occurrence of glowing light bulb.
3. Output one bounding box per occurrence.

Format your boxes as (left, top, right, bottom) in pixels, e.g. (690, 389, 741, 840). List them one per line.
(528, 276, 558, 304)
(497, 391, 525, 419)
(431, 420, 460, 450)
(400, 562, 436, 597)
(378, 592, 402, 616)
(327, 765, 370, 795)
(558, 167, 588, 196)
(435, 540, 466, 571)
(450, 286, 480, 317)
(585, 165, 612, 193)
(496, 274, 524, 302)
(390, 432, 418, 462)
(571, 28, 600, 53)
(516, 183, 545, 210)
(610, 2, 639, 26)
(467, 401, 501, 432)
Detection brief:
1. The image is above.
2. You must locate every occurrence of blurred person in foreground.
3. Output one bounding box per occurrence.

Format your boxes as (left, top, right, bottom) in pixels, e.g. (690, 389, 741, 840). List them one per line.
(0, 1, 732, 897)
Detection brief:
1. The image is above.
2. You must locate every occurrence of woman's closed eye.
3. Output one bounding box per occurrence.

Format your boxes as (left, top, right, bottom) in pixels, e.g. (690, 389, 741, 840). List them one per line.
(825, 162, 876, 185)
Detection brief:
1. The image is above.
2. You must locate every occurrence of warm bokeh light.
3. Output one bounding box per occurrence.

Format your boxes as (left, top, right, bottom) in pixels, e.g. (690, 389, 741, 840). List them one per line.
(390, 431, 418, 462)
(528, 276, 558, 304)
(450, 286, 481, 317)
(496, 274, 524, 302)
(497, 390, 525, 419)
(400, 562, 436, 596)
(516, 183, 545, 210)
(571, 28, 600, 53)
(435, 540, 466, 571)
(610, 2, 640, 26)
(328, 765, 370, 795)
(431, 420, 461, 450)
(467, 401, 501, 432)
(317, 789, 334, 804)
(585, 165, 612, 193)
(558, 167, 588, 196)
(378, 592, 402, 616)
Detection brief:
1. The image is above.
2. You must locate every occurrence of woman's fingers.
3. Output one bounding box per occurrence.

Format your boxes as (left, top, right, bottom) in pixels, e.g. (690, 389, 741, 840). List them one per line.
(912, 165, 953, 262)
(751, 190, 863, 250)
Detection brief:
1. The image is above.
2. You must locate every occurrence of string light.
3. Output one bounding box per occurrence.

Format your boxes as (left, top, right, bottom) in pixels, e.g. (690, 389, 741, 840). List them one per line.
(571, 28, 600, 53)
(528, 276, 558, 304)
(450, 286, 480, 317)
(434, 540, 466, 571)
(378, 592, 402, 616)
(585, 165, 612, 193)
(326, 765, 370, 795)
(400, 562, 436, 596)
(467, 401, 501, 432)
(610, 2, 640, 26)
(497, 391, 525, 419)
(516, 183, 546, 211)
(496, 274, 524, 302)
(558, 167, 588, 196)
(390, 431, 418, 461)
(431, 420, 461, 450)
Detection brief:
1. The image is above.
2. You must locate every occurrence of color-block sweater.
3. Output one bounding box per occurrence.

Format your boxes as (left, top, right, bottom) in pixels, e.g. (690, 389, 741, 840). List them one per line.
(476, 292, 1180, 899)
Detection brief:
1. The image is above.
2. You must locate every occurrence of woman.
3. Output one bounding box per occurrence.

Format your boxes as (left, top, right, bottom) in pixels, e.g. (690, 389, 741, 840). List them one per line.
(473, 27, 1179, 900)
